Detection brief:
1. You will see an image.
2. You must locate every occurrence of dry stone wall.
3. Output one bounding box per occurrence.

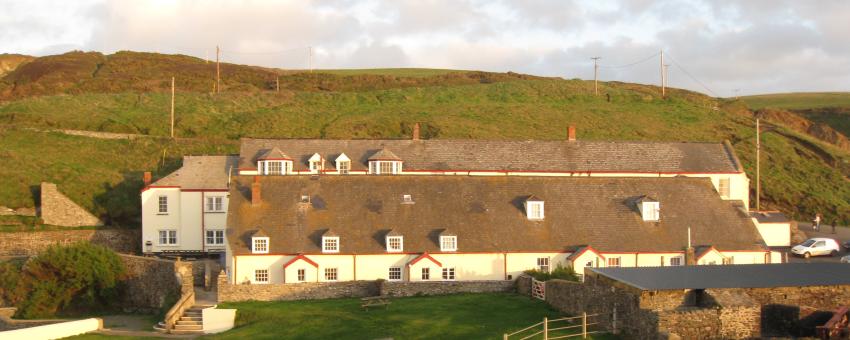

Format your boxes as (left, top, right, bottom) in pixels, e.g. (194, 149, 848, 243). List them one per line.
(0, 229, 139, 256)
(39, 183, 102, 227)
(118, 255, 192, 313)
(379, 280, 514, 297)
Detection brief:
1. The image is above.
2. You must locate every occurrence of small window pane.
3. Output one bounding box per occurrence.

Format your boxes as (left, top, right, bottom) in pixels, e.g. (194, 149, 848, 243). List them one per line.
(324, 268, 338, 281)
(297, 269, 306, 282)
(421, 268, 430, 280)
(441, 267, 455, 280)
(158, 196, 168, 213)
(255, 269, 269, 283)
(537, 257, 550, 272)
(389, 267, 402, 281)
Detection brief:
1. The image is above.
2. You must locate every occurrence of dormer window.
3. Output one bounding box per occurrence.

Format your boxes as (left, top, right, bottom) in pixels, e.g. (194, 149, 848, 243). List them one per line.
(322, 236, 339, 253)
(440, 235, 457, 252)
(252, 237, 269, 254)
(308, 153, 323, 174)
(637, 197, 660, 222)
(386, 236, 403, 252)
(524, 196, 544, 220)
(335, 153, 351, 175)
(257, 147, 293, 175)
(368, 148, 402, 175)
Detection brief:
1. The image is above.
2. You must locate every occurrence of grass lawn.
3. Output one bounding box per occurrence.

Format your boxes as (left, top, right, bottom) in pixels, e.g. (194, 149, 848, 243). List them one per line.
(741, 92, 850, 110)
(206, 293, 616, 340)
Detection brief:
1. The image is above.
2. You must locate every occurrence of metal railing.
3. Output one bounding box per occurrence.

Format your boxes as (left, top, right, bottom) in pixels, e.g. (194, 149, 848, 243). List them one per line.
(504, 310, 616, 340)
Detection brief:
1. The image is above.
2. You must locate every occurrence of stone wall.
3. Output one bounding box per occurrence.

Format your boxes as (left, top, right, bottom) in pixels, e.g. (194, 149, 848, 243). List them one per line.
(379, 280, 515, 297)
(191, 259, 222, 289)
(118, 255, 192, 313)
(39, 182, 102, 227)
(516, 275, 532, 296)
(0, 229, 139, 256)
(217, 276, 379, 302)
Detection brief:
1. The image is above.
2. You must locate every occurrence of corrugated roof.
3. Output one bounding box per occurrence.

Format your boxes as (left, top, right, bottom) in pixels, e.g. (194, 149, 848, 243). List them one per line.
(590, 263, 850, 290)
(226, 176, 764, 255)
(238, 139, 742, 173)
(150, 155, 238, 190)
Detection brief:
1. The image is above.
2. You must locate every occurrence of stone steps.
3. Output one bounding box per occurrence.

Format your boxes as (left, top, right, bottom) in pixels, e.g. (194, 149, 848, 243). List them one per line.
(153, 304, 212, 334)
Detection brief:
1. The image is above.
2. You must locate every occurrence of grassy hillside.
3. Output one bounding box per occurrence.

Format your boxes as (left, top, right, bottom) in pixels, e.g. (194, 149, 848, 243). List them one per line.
(742, 92, 850, 110)
(0, 51, 848, 226)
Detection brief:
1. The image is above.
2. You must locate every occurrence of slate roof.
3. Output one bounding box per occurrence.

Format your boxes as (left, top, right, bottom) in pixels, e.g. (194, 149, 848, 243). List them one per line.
(238, 138, 743, 173)
(749, 211, 790, 224)
(590, 263, 850, 290)
(226, 176, 765, 256)
(149, 156, 238, 190)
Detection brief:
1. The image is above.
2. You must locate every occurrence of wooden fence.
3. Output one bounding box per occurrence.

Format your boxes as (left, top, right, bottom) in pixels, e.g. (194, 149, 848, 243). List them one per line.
(504, 309, 616, 340)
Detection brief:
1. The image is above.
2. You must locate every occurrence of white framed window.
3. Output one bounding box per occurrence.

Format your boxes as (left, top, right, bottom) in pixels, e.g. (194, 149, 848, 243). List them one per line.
(309, 153, 322, 174)
(297, 269, 306, 282)
(322, 237, 339, 253)
(537, 257, 550, 272)
(205, 196, 224, 212)
(158, 196, 168, 214)
(158, 230, 178, 245)
(252, 237, 269, 254)
(324, 268, 338, 281)
(402, 194, 414, 204)
(386, 236, 403, 252)
(388, 267, 402, 281)
(338, 161, 350, 174)
(368, 161, 401, 175)
(526, 201, 544, 220)
(442, 267, 456, 281)
(641, 202, 660, 221)
(718, 177, 731, 198)
(261, 160, 291, 175)
(607, 257, 621, 267)
(670, 257, 682, 266)
(421, 268, 430, 280)
(254, 269, 269, 283)
(440, 236, 457, 252)
(205, 230, 225, 245)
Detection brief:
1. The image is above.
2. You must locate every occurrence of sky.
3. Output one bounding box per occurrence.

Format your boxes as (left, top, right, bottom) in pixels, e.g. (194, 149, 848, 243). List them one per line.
(1, 0, 848, 96)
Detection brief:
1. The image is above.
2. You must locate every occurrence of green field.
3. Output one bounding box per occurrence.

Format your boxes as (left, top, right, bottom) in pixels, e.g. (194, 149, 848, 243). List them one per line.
(742, 92, 850, 110)
(0, 51, 849, 225)
(70, 293, 616, 340)
(317, 68, 466, 77)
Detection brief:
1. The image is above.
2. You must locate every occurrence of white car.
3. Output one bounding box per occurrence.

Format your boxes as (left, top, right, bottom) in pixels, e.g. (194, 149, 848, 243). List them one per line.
(791, 238, 840, 258)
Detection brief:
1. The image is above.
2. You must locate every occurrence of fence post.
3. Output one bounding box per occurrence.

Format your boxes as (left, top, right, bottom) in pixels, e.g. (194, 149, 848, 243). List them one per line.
(543, 317, 548, 340)
(612, 306, 618, 334)
(503, 333, 508, 340)
(582, 312, 587, 339)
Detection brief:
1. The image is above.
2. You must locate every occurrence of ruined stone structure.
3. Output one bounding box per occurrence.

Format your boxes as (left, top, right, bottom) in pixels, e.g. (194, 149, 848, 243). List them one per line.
(40, 182, 102, 227)
(0, 229, 139, 256)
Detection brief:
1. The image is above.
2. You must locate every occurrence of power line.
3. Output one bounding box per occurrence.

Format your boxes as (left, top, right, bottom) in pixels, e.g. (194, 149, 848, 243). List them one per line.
(597, 52, 660, 69)
(664, 53, 719, 97)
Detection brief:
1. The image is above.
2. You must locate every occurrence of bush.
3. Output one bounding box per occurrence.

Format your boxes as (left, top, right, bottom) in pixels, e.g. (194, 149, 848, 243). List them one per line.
(10, 242, 127, 318)
(523, 264, 579, 282)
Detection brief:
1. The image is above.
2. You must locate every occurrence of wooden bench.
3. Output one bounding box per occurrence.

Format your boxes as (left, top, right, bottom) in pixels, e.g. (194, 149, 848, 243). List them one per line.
(361, 296, 391, 310)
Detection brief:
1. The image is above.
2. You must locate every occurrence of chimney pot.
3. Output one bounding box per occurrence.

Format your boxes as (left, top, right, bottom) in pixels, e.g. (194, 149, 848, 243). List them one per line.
(143, 171, 152, 187)
(567, 125, 576, 141)
(252, 176, 261, 206)
(412, 123, 421, 141)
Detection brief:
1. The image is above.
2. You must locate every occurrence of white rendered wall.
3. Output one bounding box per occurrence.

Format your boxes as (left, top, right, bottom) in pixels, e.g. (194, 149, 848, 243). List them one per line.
(752, 220, 791, 247)
(141, 188, 181, 253)
(0, 318, 102, 339)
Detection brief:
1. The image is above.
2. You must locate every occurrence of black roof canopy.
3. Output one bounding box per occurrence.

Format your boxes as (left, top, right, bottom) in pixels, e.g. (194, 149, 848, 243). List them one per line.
(590, 263, 850, 290)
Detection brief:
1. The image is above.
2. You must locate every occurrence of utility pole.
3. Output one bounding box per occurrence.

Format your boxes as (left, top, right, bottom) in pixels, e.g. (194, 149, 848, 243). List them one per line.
(756, 117, 761, 211)
(734, 89, 741, 100)
(660, 50, 665, 97)
(276, 77, 280, 92)
(308, 46, 313, 73)
(216, 45, 221, 93)
(591, 57, 601, 96)
(170, 77, 175, 138)
(663, 64, 670, 93)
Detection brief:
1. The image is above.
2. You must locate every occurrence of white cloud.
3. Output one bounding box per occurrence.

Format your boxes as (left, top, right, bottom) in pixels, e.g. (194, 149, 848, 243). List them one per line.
(0, 0, 848, 95)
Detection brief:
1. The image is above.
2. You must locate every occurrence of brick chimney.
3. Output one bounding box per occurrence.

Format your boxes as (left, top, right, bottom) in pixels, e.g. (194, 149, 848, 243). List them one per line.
(412, 122, 421, 141)
(686, 246, 697, 265)
(251, 176, 261, 206)
(143, 171, 152, 187)
(567, 125, 576, 141)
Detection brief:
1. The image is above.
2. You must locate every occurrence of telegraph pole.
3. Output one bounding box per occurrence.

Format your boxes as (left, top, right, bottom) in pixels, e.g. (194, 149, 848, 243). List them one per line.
(591, 57, 601, 95)
(734, 89, 741, 100)
(170, 77, 175, 138)
(308, 46, 313, 73)
(216, 45, 221, 93)
(660, 50, 665, 97)
(276, 77, 280, 92)
(756, 117, 761, 211)
(663, 63, 670, 95)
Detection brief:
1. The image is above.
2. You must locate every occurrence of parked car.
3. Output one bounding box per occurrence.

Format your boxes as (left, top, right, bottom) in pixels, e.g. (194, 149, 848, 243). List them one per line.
(843, 240, 850, 251)
(791, 238, 840, 258)
(841, 255, 850, 263)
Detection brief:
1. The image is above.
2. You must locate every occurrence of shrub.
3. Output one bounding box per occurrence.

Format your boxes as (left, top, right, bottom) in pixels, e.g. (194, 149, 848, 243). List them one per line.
(523, 264, 579, 282)
(13, 242, 127, 318)
(0, 259, 27, 306)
